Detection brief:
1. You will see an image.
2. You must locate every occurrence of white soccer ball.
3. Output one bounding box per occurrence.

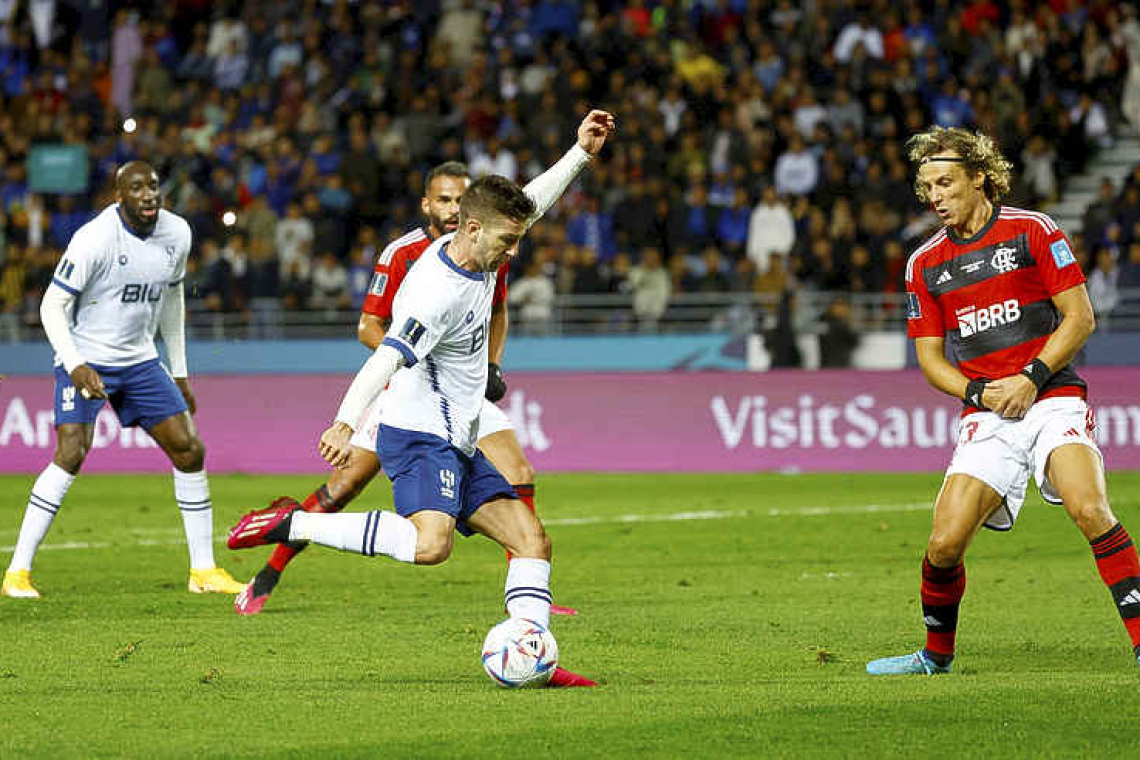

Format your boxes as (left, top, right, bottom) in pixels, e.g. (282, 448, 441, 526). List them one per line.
(481, 617, 558, 688)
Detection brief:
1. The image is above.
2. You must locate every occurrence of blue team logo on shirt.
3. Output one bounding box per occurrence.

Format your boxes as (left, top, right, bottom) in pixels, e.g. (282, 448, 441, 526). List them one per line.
(1050, 239, 1076, 268)
(906, 292, 921, 320)
(399, 317, 426, 346)
(369, 272, 388, 296)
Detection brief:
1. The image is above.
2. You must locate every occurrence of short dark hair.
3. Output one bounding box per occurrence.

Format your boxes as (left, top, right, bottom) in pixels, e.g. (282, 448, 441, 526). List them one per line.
(424, 161, 469, 195)
(459, 175, 535, 226)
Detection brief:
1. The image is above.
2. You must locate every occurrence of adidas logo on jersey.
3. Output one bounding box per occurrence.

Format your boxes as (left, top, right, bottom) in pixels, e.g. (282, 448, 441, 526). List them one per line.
(1064, 428, 1081, 438)
(956, 299, 1021, 338)
(936, 271, 953, 285)
(1118, 589, 1140, 607)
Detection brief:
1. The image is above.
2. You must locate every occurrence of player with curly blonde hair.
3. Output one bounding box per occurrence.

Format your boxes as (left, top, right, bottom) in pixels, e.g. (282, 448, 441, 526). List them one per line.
(867, 127, 1140, 676)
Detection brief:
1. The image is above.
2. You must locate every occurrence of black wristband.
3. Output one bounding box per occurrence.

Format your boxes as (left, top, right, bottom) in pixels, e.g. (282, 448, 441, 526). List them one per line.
(964, 378, 989, 409)
(1020, 358, 1052, 391)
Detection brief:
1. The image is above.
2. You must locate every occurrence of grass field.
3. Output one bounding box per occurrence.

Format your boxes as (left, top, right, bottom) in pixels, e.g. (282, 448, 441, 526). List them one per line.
(2, 471, 1139, 758)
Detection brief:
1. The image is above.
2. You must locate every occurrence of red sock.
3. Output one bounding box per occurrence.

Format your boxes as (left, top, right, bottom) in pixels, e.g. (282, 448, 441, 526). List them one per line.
(505, 484, 536, 562)
(1090, 523, 1140, 651)
(267, 486, 341, 573)
(921, 556, 966, 659)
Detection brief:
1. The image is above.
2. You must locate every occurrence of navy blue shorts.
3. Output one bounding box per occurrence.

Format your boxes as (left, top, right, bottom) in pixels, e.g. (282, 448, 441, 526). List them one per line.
(53, 358, 188, 430)
(376, 424, 517, 537)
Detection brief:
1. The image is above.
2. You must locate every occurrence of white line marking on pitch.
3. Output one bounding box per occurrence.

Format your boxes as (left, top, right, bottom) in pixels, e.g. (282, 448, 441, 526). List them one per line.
(0, 502, 930, 553)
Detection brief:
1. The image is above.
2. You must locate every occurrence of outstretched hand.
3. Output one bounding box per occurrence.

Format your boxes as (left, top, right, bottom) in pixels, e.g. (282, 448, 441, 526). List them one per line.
(576, 109, 617, 155)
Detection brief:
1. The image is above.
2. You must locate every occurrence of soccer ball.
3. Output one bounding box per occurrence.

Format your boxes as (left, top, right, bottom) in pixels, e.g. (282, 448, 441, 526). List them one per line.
(481, 618, 558, 688)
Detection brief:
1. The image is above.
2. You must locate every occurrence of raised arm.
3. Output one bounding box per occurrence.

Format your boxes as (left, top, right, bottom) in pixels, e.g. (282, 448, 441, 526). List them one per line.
(522, 109, 616, 228)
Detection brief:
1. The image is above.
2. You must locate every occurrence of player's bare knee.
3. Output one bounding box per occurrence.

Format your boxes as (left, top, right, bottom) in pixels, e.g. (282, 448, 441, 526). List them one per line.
(53, 442, 88, 474)
(171, 437, 206, 472)
(927, 532, 967, 567)
(414, 533, 453, 565)
(514, 521, 551, 560)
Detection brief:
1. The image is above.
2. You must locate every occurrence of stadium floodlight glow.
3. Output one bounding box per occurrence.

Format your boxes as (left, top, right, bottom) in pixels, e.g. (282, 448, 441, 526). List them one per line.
(222, 211, 237, 227)
(122, 118, 137, 133)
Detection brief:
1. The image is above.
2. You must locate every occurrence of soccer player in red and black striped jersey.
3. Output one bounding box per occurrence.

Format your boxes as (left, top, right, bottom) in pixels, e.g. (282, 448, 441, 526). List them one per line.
(867, 126, 1140, 676)
(235, 162, 578, 620)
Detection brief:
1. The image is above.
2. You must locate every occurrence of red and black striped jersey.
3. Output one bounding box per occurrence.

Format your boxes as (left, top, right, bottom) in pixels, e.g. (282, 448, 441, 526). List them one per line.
(905, 204, 1087, 406)
(362, 227, 509, 320)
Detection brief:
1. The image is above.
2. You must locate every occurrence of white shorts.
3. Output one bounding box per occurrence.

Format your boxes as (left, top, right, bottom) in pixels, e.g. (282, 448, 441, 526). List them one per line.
(348, 395, 515, 452)
(945, 396, 1101, 531)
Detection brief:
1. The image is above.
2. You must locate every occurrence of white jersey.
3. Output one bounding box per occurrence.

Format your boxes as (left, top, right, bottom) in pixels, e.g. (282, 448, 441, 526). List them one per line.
(379, 233, 495, 455)
(50, 204, 191, 368)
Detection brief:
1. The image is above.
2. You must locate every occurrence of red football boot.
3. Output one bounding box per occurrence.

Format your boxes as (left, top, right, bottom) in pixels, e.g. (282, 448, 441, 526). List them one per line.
(227, 497, 300, 549)
(547, 666, 598, 688)
(551, 604, 580, 616)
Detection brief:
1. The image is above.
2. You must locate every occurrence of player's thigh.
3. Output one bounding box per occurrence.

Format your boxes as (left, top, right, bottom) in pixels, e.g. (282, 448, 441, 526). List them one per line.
(929, 474, 1004, 563)
(1045, 443, 1115, 538)
(477, 429, 533, 485)
(117, 359, 189, 431)
(467, 498, 550, 559)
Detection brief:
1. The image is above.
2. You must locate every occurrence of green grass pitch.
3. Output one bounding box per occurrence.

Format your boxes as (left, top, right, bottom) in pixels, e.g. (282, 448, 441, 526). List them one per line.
(2, 471, 1139, 758)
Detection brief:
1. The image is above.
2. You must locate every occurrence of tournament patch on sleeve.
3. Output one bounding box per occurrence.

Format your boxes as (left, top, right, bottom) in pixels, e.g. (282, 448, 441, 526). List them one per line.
(906, 291, 921, 319)
(369, 272, 388, 296)
(1050, 239, 1076, 268)
(399, 317, 427, 346)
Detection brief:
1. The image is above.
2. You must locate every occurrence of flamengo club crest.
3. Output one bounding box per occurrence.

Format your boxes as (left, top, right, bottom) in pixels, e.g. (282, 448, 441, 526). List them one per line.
(990, 245, 1018, 273)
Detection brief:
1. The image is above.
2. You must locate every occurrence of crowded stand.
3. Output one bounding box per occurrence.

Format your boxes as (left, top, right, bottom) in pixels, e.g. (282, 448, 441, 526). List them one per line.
(1, 0, 1139, 341)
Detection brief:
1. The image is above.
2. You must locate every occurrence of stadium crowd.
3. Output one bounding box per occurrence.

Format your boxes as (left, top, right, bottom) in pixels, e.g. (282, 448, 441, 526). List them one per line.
(1, 0, 1140, 339)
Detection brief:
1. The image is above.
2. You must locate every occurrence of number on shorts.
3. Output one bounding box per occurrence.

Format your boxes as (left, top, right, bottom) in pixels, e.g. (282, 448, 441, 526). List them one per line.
(963, 420, 979, 443)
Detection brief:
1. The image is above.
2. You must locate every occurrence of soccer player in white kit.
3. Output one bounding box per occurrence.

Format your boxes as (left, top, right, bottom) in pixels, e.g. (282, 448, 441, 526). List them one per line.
(2, 162, 244, 599)
(228, 110, 616, 687)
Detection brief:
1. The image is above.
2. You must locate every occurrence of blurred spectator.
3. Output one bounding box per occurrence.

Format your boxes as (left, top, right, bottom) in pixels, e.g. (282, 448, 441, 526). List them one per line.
(1087, 247, 1120, 325)
(716, 187, 751, 260)
(0, 243, 25, 340)
(509, 259, 557, 335)
(246, 236, 282, 339)
(627, 247, 670, 331)
(111, 10, 142, 116)
(1119, 242, 1140, 292)
(567, 196, 616, 262)
(747, 185, 795, 274)
(774, 134, 818, 197)
(819, 299, 860, 368)
(1022, 136, 1057, 204)
(1083, 178, 1118, 242)
(309, 251, 350, 312)
(766, 290, 802, 368)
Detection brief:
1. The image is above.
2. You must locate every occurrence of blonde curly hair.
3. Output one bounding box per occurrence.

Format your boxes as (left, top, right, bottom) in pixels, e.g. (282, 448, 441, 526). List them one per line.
(906, 126, 1013, 203)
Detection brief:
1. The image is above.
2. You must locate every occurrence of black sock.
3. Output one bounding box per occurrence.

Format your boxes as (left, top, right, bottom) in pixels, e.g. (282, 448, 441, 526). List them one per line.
(923, 649, 954, 668)
(251, 566, 281, 597)
(264, 513, 294, 544)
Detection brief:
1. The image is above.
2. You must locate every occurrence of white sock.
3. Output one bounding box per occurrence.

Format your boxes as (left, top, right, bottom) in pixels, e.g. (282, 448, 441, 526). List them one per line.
(8, 463, 75, 573)
(174, 469, 215, 570)
(505, 558, 552, 628)
(290, 510, 417, 563)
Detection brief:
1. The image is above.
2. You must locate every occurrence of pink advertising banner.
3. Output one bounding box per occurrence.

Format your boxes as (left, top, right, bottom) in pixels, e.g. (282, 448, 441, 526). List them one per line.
(1, 369, 1138, 474)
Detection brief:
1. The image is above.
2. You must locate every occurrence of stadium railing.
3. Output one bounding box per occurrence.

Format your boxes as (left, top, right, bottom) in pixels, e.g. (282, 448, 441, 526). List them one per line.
(2, 289, 1140, 343)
